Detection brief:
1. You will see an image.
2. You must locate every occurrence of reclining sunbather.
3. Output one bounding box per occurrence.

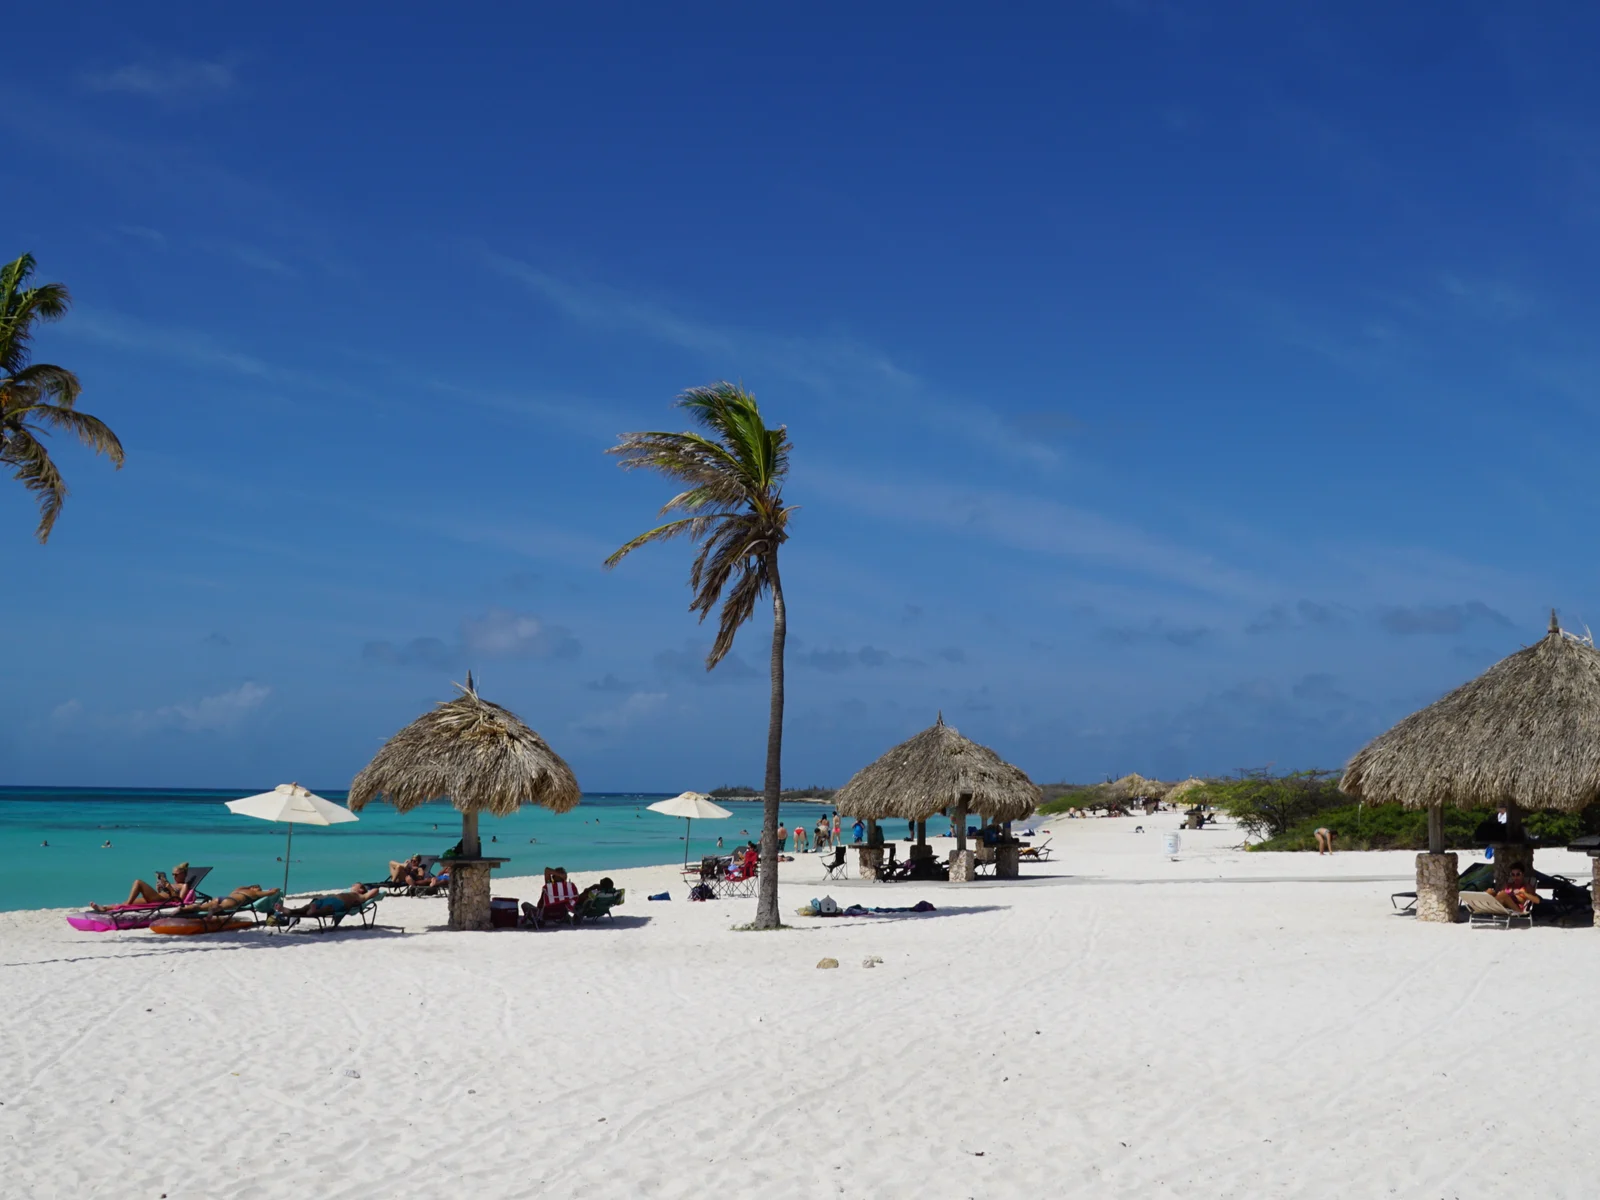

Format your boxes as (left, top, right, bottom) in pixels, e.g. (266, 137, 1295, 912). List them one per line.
(92, 862, 194, 911)
(177, 884, 272, 916)
(276, 883, 379, 919)
(387, 855, 429, 886)
(1488, 866, 1540, 914)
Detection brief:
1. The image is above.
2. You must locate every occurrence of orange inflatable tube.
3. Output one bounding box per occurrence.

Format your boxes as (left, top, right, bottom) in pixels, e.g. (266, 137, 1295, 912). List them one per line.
(149, 915, 253, 936)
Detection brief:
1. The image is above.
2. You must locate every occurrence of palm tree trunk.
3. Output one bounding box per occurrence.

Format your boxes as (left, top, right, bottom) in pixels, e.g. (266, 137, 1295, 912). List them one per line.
(753, 548, 786, 928)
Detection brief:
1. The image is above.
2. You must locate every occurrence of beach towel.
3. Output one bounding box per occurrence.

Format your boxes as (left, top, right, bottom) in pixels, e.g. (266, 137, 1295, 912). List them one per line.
(648, 891, 670, 901)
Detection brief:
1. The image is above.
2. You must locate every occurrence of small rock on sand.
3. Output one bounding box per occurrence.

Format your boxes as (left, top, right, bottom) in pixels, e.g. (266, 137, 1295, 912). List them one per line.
(817, 957, 839, 969)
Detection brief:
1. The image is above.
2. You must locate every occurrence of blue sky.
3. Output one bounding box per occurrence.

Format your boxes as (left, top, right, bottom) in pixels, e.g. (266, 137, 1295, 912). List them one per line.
(6, 3, 1600, 790)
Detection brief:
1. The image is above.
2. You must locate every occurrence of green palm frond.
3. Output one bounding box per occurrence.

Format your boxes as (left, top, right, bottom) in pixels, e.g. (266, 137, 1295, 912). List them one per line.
(4, 363, 81, 408)
(0, 254, 123, 542)
(606, 381, 791, 667)
(0, 427, 66, 541)
(0, 255, 71, 376)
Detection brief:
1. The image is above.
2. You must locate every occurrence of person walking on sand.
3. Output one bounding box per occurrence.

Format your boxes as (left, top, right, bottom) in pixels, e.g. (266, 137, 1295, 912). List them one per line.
(1315, 827, 1335, 854)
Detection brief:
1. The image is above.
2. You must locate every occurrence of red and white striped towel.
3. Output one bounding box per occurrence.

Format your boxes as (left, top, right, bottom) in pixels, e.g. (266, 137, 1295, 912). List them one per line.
(540, 880, 579, 911)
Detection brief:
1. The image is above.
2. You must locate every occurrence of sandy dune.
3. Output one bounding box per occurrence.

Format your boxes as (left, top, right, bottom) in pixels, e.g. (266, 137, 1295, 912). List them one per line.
(3, 812, 1598, 1198)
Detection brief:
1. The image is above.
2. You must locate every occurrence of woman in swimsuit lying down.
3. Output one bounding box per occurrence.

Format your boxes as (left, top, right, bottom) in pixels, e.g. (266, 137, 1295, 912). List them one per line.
(175, 884, 273, 916)
(92, 863, 193, 910)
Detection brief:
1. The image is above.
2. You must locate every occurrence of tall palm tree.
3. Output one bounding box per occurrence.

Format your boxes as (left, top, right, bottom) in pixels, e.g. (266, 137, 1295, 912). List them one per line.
(0, 254, 124, 542)
(606, 382, 794, 929)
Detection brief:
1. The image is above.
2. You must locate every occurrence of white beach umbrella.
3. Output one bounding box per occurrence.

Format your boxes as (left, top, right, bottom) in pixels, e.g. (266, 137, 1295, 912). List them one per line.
(225, 783, 358, 896)
(647, 791, 733, 864)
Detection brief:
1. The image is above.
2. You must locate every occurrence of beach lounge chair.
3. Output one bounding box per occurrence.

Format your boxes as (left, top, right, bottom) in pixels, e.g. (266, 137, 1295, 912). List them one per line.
(69, 867, 217, 931)
(820, 847, 848, 881)
(297, 889, 380, 934)
(1017, 839, 1052, 862)
(574, 886, 625, 923)
(1459, 891, 1531, 929)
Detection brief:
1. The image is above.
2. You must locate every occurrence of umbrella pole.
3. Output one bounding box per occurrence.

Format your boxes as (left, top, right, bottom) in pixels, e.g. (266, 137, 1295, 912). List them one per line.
(283, 822, 294, 897)
(684, 816, 692, 866)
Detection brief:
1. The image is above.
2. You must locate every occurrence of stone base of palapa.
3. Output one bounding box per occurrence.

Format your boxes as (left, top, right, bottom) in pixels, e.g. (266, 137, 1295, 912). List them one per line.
(995, 844, 1020, 878)
(1415, 852, 1460, 923)
(446, 858, 507, 931)
(854, 845, 884, 880)
(948, 849, 976, 882)
(1592, 858, 1600, 928)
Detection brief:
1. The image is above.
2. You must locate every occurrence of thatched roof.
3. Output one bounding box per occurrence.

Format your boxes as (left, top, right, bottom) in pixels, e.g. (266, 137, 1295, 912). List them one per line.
(833, 714, 1041, 823)
(349, 675, 580, 817)
(1341, 613, 1600, 812)
(1107, 772, 1168, 800)
(1164, 778, 1207, 806)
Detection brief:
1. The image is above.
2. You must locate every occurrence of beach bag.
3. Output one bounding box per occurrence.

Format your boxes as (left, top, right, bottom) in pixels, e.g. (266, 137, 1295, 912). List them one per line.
(689, 884, 716, 902)
(647, 891, 670, 901)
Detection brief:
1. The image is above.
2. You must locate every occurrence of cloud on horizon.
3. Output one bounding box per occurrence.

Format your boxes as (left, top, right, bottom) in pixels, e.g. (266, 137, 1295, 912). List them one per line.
(1377, 601, 1511, 636)
(363, 610, 580, 671)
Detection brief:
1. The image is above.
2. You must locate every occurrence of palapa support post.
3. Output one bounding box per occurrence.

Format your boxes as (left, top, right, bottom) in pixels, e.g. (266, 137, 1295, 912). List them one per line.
(1592, 857, 1600, 929)
(447, 860, 496, 930)
(948, 796, 975, 881)
(910, 818, 933, 862)
(1427, 802, 1443, 855)
(1415, 851, 1460, 923)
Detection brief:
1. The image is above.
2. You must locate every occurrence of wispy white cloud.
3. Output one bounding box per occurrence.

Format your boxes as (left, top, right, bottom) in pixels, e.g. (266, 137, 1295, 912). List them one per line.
(484, 254, 1057, 465)
(116, 224, 167, 248)
(198, 238, 297, 278)
(575, 690, 669, 736)
(1440, 274, 1534, 321)
(80, 60, 234, 98)
(808, 468, 1265, 600)
(484, 253, 915, 392)
(48, 683, 274, 735)
(69, 309, 278, 378)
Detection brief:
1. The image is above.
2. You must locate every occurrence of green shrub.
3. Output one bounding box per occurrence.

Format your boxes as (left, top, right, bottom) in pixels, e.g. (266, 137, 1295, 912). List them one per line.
(1256, 803, 1589, 852)
(1194, 769, 1346, 840)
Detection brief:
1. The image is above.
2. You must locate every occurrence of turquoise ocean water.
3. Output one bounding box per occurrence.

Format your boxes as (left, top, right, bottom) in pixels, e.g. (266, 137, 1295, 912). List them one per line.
(0, 787, 839, 912)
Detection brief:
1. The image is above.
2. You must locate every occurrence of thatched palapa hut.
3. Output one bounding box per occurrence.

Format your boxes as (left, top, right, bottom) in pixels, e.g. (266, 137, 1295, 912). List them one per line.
(834, 714, 1041, 880)
(1342, 611, 1600, 923)
(350, 674, 580, 930)
(1164, 778, 1206, 807)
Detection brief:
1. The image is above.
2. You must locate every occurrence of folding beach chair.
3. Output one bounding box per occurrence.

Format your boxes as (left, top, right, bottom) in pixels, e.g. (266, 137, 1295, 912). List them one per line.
(529, 876, 581, 926)
(719, 852, 757, 898)
(819, 847, 848, 881)
(1017, 839, 1052, 862)
(574, 887, 626, 923)
(874, 843, 899, 881)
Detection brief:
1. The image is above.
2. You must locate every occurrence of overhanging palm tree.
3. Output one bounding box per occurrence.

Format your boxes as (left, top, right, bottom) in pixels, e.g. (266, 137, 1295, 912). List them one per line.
(0, 254, 124, 542)
(606, 382, 794, 929)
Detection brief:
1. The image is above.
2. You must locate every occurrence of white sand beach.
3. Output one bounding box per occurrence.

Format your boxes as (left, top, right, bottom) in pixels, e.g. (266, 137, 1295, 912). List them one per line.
(5, 811, 1600, 1199)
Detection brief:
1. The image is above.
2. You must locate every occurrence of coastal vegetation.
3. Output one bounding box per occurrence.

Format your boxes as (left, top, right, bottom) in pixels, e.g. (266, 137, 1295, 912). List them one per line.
(1039, 766, 1600, 852)
(0, 253, 124, 541)
(606, 383, 795, 929)
(710, 785, 836, 802)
